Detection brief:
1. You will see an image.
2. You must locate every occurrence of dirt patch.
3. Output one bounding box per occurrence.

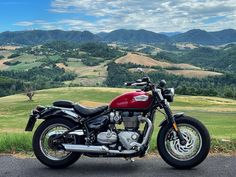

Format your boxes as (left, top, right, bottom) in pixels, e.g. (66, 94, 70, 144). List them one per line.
(115, 53, 200, 70)
(116, 53, 170, 67)
(166, 69, 222, 78)
(56, 63, 67, 69)
(129, 68, 158, 73)
(175, 43, 198, 50)
(0, 58, 13, 69)
(0, 46, 21, 50)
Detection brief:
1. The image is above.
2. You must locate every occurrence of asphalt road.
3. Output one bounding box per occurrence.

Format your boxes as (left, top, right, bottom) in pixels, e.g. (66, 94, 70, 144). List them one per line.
(0, 155, 235, 177)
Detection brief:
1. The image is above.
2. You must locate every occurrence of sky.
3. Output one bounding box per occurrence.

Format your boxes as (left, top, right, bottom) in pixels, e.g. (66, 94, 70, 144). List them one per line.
(0, 0, 236, 33)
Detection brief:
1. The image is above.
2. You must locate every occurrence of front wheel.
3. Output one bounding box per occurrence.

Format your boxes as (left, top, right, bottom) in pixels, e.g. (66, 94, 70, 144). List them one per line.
(157, 116, 210, 169)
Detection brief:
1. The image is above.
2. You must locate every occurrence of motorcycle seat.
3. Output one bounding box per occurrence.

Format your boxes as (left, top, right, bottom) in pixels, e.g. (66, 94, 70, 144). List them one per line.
(53, 100, 74, 108)
(74, 104, 108, 117)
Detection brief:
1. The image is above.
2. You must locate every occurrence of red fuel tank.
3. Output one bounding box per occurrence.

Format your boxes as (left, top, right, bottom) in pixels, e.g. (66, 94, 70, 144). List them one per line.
(109, 91, 153, 110)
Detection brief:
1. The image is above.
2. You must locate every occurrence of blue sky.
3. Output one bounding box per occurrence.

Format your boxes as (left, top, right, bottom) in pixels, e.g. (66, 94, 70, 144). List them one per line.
(0, 0, 235, 33)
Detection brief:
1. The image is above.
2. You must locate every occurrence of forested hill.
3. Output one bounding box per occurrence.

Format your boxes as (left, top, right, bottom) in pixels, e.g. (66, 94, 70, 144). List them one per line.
(1, 28, 236, 45)
(101, 29, 170, 43)
(172, 29, 236, 45)
(0, 30, 100, 45)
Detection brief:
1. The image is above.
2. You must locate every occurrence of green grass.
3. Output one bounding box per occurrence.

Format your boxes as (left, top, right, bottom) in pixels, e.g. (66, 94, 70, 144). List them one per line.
(0, 133, 32, 153)
(67, 61, 85, 67)
(0, 87, 236, 153)
(6, 62, 42, 70)
(4, 54, 44, 71)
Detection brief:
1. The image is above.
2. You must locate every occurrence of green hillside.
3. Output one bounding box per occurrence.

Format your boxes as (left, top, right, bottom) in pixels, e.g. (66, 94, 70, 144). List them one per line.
(0, 87, 236, 153)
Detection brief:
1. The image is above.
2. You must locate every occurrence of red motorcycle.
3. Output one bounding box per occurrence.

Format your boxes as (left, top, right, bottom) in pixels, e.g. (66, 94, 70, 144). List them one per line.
(25, 73, 210, 169)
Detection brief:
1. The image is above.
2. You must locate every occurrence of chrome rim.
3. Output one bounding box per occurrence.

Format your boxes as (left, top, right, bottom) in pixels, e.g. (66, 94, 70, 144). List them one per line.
(39, 124, 75, 161)
(164, 123, 202, 161)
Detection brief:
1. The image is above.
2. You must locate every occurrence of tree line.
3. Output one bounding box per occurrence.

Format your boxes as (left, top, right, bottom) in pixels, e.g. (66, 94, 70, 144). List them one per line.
(105, 62, 236, 99)
(0, 65, 76, 97)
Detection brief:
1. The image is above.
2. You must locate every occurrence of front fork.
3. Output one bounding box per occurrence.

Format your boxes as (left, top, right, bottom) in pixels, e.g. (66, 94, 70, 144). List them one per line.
(163, 103, 187, 145)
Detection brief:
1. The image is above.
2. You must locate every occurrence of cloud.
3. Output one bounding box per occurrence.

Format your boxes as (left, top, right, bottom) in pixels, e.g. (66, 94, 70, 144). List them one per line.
(14, 21, 34, 27)
(15, 0, 236, 32)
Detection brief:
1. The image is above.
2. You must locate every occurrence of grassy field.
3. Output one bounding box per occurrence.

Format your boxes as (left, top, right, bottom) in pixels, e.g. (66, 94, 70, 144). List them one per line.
(0, 87, 236, 153)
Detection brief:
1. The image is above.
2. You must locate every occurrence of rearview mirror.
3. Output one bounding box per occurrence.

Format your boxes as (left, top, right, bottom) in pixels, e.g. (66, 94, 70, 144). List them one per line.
(159, 80, 166, 88)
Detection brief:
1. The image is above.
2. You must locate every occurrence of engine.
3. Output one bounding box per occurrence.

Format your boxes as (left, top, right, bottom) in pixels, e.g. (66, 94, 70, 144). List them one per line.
(97, 111, 142, 150)
(110, 111, 141, 130)
(118, 131, 140, 150)
(97, 130, 117, 144)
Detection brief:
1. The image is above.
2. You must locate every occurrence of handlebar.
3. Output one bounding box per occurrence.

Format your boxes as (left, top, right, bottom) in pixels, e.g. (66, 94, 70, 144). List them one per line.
(124, 82, 147, 86)
(124, 77, 167, 90)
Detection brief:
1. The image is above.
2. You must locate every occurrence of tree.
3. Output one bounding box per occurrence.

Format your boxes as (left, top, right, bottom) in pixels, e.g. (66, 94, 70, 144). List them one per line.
(25, 85, 35, 101)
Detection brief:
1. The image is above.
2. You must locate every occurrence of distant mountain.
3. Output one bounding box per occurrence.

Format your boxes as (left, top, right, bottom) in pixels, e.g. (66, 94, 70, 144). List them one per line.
(96, 32, 108, 39)
(171, 29, 219, 45)
(171, 29, 236, 45)
(0, 30, 100, 45)
(160, 32, 182, 37)
(211, 29, 236, 44)
(102, 29, 170, 43)
(0, 28, 236, 45)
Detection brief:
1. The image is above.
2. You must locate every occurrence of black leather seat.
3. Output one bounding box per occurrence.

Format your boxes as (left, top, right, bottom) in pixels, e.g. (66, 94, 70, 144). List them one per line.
(53, 100, 108, 117)
(74, 104, 108, 117)
(53, 100, 74, 108)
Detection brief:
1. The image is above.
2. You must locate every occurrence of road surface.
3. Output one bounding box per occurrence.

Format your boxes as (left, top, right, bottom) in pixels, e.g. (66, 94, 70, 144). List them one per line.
(0, 155, 235, 177)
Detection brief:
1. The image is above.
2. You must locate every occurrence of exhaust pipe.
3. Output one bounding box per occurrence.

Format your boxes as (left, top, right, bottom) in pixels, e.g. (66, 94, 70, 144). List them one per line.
(130, 116, 153, 149)
(62, 144, 137, 155)
(62, 144, 108, 153)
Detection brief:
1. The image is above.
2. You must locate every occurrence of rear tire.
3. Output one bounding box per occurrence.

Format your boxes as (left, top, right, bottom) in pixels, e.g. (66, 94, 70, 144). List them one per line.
(157, 116, 210, 169)
(33, 118, 81, 168)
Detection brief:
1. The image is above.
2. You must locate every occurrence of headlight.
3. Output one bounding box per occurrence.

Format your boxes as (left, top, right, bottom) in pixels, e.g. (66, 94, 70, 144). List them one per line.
(163, 88, 175, 102)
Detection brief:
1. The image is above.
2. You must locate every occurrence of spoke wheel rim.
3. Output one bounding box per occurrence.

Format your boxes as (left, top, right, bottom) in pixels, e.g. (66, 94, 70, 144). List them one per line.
(164, 123, 202, 161)
(39, 123, 75, 161)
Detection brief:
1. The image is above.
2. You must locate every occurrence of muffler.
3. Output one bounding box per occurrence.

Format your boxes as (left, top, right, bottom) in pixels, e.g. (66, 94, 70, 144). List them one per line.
(62, 144, 108, 153)
(62, 144, 137, 155)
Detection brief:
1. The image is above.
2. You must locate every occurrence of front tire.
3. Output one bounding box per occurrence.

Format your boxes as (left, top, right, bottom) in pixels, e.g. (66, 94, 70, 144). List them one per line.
(157, 116, 210, 169)
(33, 118, 81, 168)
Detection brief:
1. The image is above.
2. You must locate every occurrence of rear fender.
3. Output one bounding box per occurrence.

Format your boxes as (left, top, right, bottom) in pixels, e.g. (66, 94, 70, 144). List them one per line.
(159, 112, 184, 127)
(40, 107, 79, 122)
(25, 107, 79, 131)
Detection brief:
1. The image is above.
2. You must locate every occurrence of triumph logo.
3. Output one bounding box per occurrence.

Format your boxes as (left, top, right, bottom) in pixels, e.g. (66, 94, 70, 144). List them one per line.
(134, 95, 149, 101)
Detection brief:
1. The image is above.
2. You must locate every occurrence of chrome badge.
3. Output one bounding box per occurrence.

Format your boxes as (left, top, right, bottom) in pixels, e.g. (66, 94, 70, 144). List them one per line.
(134, 95, 149, 101)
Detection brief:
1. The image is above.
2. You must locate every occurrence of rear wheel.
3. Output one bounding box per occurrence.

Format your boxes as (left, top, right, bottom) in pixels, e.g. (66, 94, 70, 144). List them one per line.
(33, 118, 81, 168)
(157, 116, 210, 169)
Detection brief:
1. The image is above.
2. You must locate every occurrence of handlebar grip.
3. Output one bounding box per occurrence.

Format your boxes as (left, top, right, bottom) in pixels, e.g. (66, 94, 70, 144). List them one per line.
(124, 82, 133, 86)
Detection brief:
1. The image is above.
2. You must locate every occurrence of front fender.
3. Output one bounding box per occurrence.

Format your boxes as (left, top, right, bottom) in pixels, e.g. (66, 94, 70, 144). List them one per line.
(159, 112, 184, 127)
(25, 107, 79, 131)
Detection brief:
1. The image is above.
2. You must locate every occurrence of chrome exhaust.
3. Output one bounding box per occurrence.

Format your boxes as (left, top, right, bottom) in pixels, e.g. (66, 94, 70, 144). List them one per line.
(62, 144, 137, 155)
